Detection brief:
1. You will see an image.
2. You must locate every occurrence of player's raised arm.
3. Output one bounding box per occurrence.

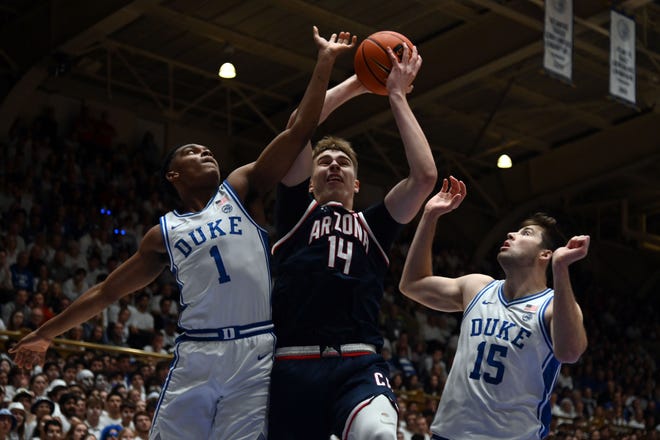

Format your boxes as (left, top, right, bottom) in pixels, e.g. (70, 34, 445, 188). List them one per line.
(548, 235, 590, 363)
(10, 225, 169, 368)
(281, 75, 369, 186)
(228, 27, 356, 199)
(399, 177, 490, 311)
(383, 43, 437, 224)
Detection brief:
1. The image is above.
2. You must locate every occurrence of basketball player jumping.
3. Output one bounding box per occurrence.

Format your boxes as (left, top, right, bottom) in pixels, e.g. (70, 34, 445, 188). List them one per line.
(10, 27, 356, 440)
(399, 176, 589, 440)
(268, 43, 436, 439)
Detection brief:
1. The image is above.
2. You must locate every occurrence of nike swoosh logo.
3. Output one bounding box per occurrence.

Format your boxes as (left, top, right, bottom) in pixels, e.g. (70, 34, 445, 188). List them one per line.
(482, 300, 496, 305)
(257, 352, 271, 361)
(170, 223, 182, 230)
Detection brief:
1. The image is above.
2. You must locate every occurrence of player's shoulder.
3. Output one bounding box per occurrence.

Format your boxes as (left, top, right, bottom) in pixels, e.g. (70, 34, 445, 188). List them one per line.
(459, 273, 496, 300)
(141, 224, 167, 255)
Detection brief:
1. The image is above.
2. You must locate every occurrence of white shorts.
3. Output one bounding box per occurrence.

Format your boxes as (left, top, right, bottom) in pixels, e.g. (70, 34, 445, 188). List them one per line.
(150, 332, 274, 440)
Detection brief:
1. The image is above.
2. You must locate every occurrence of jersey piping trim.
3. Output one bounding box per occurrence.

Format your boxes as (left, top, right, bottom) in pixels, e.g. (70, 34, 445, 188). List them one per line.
(222, 181, 269, 235)
(341, 396, 376, 440)
(159, 216, 176, 271)
(222, 181, 272, 290)
(159, 214, 186, 310)
(356, 212, 389, 265)
(159, 215, 185, 315)
(497, 284, 553, 307)
(171, 188, 218, 218)
(538, 294, 555, 351)
(272, 199, 319, 254)
(463, 279, 498, 317)
(537, 352, 560, 438)
(152, 343, 181, 424)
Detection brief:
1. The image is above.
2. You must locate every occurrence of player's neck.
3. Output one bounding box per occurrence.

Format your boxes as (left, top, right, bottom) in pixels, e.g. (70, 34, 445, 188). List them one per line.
(179, 188, 216, 213)
(502, 270, 547, 300)
(318, 197, 353, 210)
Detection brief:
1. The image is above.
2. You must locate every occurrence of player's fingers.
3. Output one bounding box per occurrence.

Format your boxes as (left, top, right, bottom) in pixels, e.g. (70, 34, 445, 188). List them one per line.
(386, 47, 399, 65)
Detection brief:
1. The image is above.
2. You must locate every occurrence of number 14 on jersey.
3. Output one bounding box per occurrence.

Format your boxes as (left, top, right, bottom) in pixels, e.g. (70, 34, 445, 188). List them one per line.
(327, 236, 353, 275)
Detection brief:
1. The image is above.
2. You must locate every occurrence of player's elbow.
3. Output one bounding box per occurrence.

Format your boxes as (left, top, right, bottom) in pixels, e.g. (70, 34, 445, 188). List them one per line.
(398, 278, 420, 300)
(413, 167, 438, 194)
(398, 279, 409, 296)
(555, 340, 587, 364)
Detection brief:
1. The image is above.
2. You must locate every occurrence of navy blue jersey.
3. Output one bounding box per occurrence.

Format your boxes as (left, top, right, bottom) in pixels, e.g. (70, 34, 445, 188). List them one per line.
(271, 181, 402, 350)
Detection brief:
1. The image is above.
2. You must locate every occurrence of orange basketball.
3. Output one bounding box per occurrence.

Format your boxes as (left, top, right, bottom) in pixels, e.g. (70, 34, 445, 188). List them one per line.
(354, 31, 414, 95)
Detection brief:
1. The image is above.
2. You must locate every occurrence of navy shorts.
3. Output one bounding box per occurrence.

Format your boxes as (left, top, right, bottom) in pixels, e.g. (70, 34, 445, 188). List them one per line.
(268, 353, 397, 439)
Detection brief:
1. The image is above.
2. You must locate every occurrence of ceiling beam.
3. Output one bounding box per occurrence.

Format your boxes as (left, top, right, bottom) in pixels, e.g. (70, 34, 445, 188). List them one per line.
(58, 0, 164, 56)
(135, 3, 351, 82)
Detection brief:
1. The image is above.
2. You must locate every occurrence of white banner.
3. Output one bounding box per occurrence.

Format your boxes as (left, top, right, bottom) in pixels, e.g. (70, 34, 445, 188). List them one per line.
(610, 10, 636, 105)
(543, 0, 573, 82)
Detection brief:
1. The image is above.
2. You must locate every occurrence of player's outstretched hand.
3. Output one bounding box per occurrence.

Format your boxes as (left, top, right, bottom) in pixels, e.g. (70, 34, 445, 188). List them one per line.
(313, 26, 357, 59)
(553, 235, 590, 267)
(424, 176, 466, 219)
(9, 331, 52, 369)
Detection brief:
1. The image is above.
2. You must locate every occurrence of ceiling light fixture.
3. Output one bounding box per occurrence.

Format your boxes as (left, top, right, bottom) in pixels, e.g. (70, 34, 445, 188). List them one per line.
(218, 62, 236, 79)
(218, 44, 236, 79)
(497, 154, 512, 169)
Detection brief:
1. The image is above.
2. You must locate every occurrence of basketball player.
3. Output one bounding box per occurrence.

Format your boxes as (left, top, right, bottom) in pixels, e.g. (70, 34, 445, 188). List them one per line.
(268, 43, 437, 439)
(399, 176, 589, 440)
(10, 27, 356, 440)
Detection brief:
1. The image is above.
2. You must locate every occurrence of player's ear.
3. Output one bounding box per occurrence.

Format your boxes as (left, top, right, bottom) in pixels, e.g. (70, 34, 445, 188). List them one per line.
(166, 170, 179, 183)
(354, 179, 360, 194)
(539, 249, 552, 262)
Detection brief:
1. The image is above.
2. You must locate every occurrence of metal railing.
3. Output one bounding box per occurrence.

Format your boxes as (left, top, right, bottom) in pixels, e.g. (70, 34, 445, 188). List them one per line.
(0, 330, 173, 363)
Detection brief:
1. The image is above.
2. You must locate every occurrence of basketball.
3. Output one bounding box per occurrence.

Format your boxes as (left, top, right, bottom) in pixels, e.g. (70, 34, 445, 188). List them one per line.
(354, 31, 414, 95)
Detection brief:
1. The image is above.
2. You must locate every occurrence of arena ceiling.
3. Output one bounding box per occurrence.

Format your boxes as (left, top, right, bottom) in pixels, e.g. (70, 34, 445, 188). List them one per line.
(1, 0, 659, 294)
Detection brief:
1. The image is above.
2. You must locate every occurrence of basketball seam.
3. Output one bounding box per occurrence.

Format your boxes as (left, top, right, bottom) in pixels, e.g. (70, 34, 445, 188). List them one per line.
(361, 42, 388, 89)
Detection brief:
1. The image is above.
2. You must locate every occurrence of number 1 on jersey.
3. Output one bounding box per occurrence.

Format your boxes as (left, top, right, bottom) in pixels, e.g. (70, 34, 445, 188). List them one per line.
(210, 245, 231, 283)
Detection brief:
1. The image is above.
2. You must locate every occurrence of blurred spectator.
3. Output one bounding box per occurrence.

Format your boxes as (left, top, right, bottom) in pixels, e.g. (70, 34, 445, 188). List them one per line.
(8, 401, 27, 439)
(64, 242, 87, 274)
(85, 396, 104, 439)
(132, 410, 151, 440)
(62, 268, 90, 302)
(25, 307, 45, 331)
(0, 408, 16, 439)
(126, 293, 154, 349)
(9, 252, 33, 293)
(2, 288, 31, 325)
(6, 310, 26, 333)
(99, 391, 123, 428)
(0, 249, 13, 299)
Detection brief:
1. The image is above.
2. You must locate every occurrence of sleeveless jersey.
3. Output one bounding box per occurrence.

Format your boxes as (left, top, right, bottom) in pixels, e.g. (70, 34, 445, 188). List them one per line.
(271, 183, 400, 349)
(432, 280, 559, 440)
(159, 182, 271, 332)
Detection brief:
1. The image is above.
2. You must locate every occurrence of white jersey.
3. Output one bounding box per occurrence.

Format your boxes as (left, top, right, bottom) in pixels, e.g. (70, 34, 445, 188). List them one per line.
(432, 280, 560, 440)
(159, 181, 272, 333)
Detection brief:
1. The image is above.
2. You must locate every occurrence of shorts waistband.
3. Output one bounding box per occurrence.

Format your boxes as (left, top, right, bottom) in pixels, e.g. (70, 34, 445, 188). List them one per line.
(178, 321, 273, 342)
(275, 343, 376, 360)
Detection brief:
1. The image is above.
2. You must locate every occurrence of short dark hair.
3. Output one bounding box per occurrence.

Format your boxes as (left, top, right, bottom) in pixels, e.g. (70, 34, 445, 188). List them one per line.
(520, 212, 565, 251)
(160, 144, 187, 206)
(44, 418, 62, 431)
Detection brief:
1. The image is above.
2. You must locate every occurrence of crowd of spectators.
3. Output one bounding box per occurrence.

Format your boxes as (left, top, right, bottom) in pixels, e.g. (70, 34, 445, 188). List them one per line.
(0, 104, 657, 439)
